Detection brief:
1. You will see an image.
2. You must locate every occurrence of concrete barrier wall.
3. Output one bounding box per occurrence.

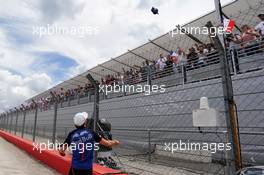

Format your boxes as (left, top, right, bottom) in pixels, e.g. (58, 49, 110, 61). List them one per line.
(0, 131, 126, 175)
(16, 69, 264, 163)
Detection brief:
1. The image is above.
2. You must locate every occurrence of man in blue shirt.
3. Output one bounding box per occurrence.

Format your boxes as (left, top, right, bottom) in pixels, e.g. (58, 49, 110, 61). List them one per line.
(58, 112, 119, 175)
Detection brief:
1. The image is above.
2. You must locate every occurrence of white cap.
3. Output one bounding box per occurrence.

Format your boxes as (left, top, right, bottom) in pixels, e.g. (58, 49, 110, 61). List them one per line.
(81, 112, 88, 120)
(73, 112, 88, 126)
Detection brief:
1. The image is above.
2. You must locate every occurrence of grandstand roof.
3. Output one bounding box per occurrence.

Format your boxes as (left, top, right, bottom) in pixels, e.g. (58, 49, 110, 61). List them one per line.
(31, 0, 264, 101)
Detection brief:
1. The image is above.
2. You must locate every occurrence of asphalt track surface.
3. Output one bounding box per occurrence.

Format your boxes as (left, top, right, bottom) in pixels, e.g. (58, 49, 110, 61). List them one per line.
(0, 137, 60, 175)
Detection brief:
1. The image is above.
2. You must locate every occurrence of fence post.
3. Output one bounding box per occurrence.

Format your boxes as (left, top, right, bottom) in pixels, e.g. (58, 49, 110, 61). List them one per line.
(103, 91, 107, 100)
(5, 113, 8, 131)
(0, 114, 1, 129)
(14, 108, 19, 135)
(148, 129, 151, 162)
(68, 96, 71, 106)
(0, 114, 2, 130)
(88, 90, 91, 102)
(8, 111, 10, 133)
(2, 114, 4, 130)
(9, 111, 13, 133)
(7, 112, 10, 132)
(181, 64, 187, 84)
(77, 94, 80, 104)
(3, 113, 6, 131)
(230, 48, 236, 75)
(60, 99, 63, 108)
(230, 48, 240, 75)
(181, 65, 185, 85)
(7, 112, 9, 132)
(21, 104, 26, 138)
(123, 85, 126, 96)
(10, 109, 14, 133)
(224, 131, 231, 174)
(1, 114, 3, 129)
(6, 113, 9, 131)
(207, 19, 242, 172)
(147, 64, 152, 86)
(86, 74, 100, 162)
(32, 100, 38, 142)
(51, 92, 59, 144)
(1, 114, 3, 130)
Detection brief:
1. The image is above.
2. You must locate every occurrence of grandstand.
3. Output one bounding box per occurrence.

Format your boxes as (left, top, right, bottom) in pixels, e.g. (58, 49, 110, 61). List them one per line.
(1, 0, 264, 174)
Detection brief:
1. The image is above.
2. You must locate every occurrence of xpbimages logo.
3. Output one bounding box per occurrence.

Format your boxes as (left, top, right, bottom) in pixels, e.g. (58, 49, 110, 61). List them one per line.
(99, 83, 166, 95)
(164, 140, 232, 154)
(170, 19, 235, 37)
(32, 140, 100, 153)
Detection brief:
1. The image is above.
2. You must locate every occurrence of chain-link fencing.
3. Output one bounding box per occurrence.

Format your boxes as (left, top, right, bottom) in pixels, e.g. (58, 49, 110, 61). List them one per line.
(1, 0, 264, 174)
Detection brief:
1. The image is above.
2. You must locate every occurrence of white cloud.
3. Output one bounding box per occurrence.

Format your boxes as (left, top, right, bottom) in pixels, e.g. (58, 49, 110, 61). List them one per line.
(0, 69, 52, 112)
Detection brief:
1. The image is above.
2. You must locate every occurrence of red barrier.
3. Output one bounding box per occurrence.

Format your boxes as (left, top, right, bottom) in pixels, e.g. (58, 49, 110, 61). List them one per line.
(0, 131, 127, 175)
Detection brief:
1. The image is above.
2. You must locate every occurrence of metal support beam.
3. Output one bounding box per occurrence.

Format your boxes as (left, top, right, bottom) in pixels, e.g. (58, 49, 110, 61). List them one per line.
(88, 70, 105, 78)
(32, 100, 38, 142)
(111, 58, 135, 69)
(128, 50, 151, 61)
(2, 114, 4, 130)
(207, 19, 241, 173)
(1, 114, 3, 129)
(68, 77, 86, 85)
(52, 78, 85, 91)
(5, 113, 8, 131)
(21, 104, 26, 138)
(148, 40, 170, 53)
(0, 115, 2, 130)
(67, 77, 87, 86)
(1, 114, 4, 130)
(9, 110, 13, 133)
(14, 108, 18, 135)
(98, 64, 120, 74)
(4, 113, 8, 131)
(86, 74, 99, 162)
(50, 92, 58, 144)
(176, 25, 204, 44)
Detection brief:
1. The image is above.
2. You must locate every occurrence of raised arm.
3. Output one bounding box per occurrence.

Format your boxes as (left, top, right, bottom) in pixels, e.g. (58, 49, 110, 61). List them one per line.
(99, 138, 120, 147)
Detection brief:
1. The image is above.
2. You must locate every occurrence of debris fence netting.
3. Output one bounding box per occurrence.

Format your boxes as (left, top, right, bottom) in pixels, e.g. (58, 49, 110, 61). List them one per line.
(1, 0, 264, 174)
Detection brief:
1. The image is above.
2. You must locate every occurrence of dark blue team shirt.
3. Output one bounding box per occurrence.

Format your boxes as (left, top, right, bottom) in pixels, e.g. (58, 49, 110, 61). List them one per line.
(64, 128, 102, 170)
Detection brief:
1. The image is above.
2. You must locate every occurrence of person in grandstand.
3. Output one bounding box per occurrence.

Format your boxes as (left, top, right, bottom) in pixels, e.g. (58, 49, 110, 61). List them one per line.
(58, 112, 120, 175)
(241, 25, 260, 43)
(241, 24, 260, 55)
(255, 14, 264, 36)
(155, 53, 167, 78)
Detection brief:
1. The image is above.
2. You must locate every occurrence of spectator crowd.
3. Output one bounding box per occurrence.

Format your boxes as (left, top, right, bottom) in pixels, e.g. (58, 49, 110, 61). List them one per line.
(17, 14, 264, 112)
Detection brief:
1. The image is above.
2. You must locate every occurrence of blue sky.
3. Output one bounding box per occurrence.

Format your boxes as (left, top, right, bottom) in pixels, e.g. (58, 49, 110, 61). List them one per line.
(0, 0, 233, 112)
(31, 52, 78, 82)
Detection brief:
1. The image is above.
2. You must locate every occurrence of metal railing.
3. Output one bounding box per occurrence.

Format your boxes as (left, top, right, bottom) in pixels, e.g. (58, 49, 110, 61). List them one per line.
(0, 37, 264, 174)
